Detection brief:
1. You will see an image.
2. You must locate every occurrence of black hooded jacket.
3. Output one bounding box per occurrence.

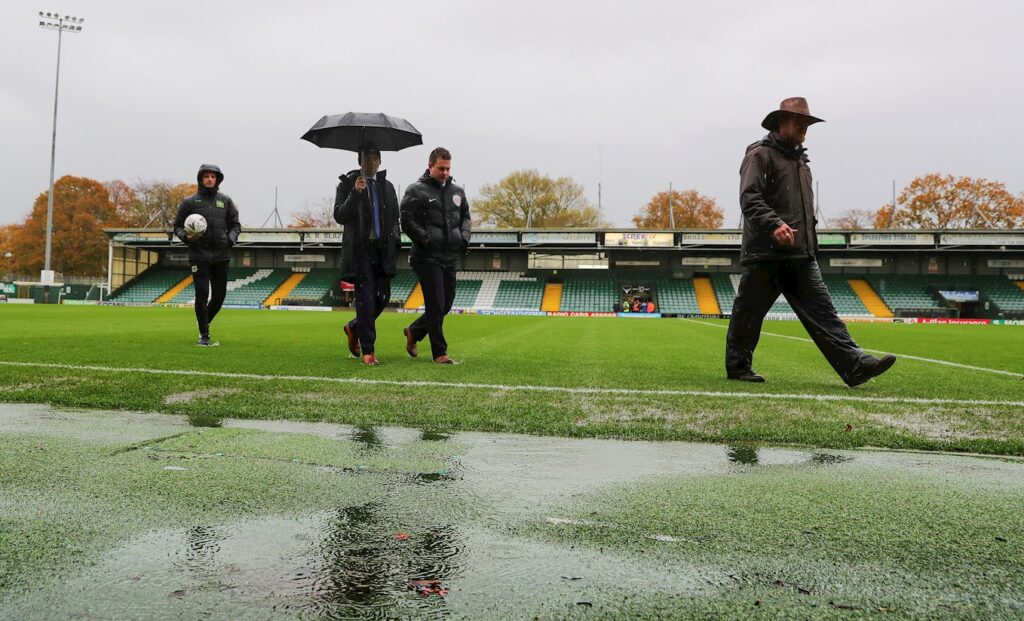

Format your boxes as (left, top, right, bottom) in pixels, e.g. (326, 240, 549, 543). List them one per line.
(738, 132, 817, 263)
(400, 171, 471, 268)
(172, 164, 241, 263)
(333, 168, 400, 280)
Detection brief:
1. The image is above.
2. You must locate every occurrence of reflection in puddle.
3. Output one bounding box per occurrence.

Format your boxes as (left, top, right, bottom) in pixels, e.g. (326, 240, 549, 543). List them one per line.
(726, 445, 759, 465)
(186, 412, 224, 428)
(809, 452, 853, 465)
(304, 501, 462, 618)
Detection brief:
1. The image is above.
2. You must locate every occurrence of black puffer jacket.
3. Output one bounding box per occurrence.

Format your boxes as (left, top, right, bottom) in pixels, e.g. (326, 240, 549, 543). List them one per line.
(333, 169, 400, 280)
(400, 171, 471, 268)
(172, 164, 241, 263)
(738, 132, 817, 263)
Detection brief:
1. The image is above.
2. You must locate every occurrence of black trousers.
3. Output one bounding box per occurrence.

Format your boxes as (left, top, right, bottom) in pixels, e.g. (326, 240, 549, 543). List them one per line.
(192, 260, 229, 337)
(408, 261, 457, 359)
(347, 252, 391, 354)
(725, 257, 871, 383)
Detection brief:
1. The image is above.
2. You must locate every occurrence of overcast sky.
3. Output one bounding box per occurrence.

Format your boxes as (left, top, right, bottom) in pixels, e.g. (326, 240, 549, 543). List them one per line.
(2, 1, 1022, 228)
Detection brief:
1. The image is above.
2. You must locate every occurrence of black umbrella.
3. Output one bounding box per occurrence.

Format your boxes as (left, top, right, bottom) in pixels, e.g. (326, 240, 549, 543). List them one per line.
(300, 112, 422, 152)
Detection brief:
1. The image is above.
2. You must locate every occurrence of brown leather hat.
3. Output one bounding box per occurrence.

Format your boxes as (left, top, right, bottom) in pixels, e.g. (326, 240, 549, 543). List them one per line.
(761, 97, 825, 131)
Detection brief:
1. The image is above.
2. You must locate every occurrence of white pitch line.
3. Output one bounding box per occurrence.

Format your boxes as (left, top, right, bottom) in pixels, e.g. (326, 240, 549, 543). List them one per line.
(681, 318, 1021, 378)
(1, 360, 1022, 408)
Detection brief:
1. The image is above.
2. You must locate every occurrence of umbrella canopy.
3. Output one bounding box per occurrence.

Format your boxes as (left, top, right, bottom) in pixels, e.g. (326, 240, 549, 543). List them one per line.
(300, 112, 422, 152)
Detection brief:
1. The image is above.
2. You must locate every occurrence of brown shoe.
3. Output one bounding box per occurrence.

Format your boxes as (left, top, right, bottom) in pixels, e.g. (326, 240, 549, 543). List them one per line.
(433, 355, 458, 365)
(343, 324, 360, 357)
(403, 327, 418, 358)
(361, 353, 380, 366)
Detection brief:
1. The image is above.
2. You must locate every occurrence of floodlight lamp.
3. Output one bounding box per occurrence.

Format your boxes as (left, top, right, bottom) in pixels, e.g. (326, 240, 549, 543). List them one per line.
(39, 11, 44, 16)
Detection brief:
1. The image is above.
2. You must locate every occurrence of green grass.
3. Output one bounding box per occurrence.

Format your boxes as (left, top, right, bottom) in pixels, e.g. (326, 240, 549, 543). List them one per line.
(1, 305, 1022, 454)
(525, 461, 1024, 619)
(3, 406, 1022, 619)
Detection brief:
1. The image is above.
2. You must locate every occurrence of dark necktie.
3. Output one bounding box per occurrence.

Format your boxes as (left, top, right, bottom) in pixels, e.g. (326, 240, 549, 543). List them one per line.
(368, 179, 381, 240)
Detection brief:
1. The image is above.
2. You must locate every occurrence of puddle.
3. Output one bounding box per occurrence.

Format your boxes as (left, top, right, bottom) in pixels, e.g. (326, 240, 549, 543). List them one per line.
(3, 403, 1024, 619)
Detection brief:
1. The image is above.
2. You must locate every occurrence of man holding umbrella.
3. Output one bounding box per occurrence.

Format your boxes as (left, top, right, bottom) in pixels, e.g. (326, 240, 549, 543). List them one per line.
(334, 144, 400, 365)
(400, 147, 471, 365)
(725, 97, 896, 387)
(301, 112, 422, 365)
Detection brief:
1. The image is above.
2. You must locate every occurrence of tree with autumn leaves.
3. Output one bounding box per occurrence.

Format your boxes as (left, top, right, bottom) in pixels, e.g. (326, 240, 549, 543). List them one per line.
(5, 176, 198, 277)
(8, 176, 121, 276)
(632, 189, 723, 229)
(473, 170, 610, 228)
(875, 173, 1023, 229)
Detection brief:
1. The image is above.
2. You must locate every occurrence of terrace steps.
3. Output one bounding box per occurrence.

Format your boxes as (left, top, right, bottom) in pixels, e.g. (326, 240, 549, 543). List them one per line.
(541, 283, 562, 312)
(693, 277, 721, 315)
(265, 272, 306, 306)
(849, 279, 893, 318)
(156, 275, 193, 304)
(404, 283, 424, 309)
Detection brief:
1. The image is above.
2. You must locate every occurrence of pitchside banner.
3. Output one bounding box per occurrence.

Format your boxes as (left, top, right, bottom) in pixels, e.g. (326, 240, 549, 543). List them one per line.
(988, 259, 1024, 268)
(940, 233, 1024, 246)
(850, 233, 934, 246)
(521, 232, 597, 245)
(237, 232, 301, 243)
(681, 257, 732, 266)
(605, 232, 674, 247)
(817, 233, 847, 246)
(113, 232, 171, 243)
(829, 258, 883, 268)
(471, 232, 519, 244)
(303, 232, 344, 243)
(678, 232, 743, 246)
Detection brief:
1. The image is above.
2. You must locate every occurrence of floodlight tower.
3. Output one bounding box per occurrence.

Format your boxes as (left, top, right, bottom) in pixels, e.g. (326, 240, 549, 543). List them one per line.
(37, 11, 84, 300)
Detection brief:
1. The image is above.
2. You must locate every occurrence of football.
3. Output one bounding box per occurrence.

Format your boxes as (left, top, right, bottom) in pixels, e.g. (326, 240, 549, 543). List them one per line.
(184, 213, 207, 236)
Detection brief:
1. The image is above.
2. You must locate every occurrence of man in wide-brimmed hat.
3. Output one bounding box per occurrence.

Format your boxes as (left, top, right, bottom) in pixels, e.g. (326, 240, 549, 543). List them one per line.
(724, 97, 897, 387)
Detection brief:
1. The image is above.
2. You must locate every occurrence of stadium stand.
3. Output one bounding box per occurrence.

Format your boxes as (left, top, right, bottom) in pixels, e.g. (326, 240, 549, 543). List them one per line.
(452, 277, 483, 309)
(390, 271, 418, 305)
(865, 275, 946, 315)
(282, 269, 337, 305)
(166, 268, 290, 306)
(459, 271, 544, 311)
(692, 277, 721, 315)
(493, 279, 544, 310)
(653, 278, 701, 314)
(980, 275, 1024, 316)
(223, 268, 290, 306)
(822, 276, 871, 316)
(111, 269, 185, 303)
(710, 273, 737, 315)
(560, 273, 618, 312)
(540, 282, 563, 312)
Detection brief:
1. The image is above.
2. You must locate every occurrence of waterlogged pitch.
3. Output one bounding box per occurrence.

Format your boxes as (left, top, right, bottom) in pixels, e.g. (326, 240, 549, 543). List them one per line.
(1, 404, 1022, 620)
(1, 305, 1023, 619)
(1, 305, 1022, 454)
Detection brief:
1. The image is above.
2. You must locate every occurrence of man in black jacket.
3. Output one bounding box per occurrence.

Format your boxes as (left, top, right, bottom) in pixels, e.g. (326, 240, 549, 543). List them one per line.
(725, 98, 896, 387)
(400, 147, 471, 364)
(172, 164, 241, 347)
(334, 145, 401, 365)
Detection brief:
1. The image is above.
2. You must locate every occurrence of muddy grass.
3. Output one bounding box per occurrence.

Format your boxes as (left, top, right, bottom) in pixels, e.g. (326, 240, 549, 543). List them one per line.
(2, 403, 1023, 619)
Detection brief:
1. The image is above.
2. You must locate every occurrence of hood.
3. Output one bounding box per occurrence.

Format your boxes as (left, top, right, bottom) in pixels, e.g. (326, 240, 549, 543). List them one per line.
(197, 163, 224, 195)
